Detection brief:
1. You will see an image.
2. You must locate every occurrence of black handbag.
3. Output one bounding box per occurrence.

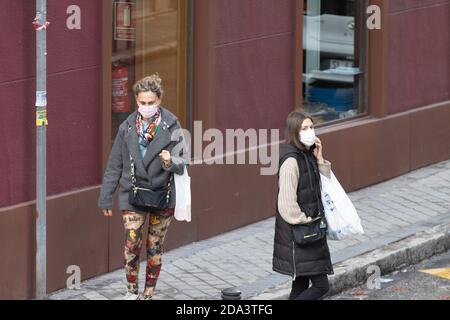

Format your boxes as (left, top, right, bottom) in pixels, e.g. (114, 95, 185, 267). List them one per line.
(292, 216, 327, 246)
(292, 153, 328, 246)
(128, 155, 172, 210)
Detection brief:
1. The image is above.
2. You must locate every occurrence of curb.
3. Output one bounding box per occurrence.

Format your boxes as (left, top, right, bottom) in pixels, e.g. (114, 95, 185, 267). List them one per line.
(251, 222, 450, 300)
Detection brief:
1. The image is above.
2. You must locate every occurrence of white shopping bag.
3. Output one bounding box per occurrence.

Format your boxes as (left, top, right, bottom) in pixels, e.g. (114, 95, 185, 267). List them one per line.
(174, 167, 191, 222)
(320, 171, 364, 240)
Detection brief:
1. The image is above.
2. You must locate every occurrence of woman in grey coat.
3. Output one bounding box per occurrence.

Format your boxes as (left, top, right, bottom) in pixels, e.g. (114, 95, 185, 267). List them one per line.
(98, 74, 187, 300)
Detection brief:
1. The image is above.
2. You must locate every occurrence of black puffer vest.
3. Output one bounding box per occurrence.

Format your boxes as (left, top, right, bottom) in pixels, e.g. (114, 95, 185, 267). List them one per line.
(272, 143, 334, 278)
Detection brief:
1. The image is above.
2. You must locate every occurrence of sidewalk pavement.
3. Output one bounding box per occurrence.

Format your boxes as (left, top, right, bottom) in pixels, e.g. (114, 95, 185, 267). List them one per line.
(49, 160, 450, 300)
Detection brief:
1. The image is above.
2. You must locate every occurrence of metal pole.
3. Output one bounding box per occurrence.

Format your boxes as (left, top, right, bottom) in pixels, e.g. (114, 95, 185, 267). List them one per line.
(35, 0, 47, 300)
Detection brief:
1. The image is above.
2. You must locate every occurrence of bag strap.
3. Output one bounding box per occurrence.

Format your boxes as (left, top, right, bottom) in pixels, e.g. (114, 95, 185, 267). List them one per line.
(130, 154, 137, 187)
(129, 154, 173, 190)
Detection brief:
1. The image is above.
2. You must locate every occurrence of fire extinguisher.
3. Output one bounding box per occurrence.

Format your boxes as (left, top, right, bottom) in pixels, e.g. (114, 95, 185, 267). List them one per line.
(112, 64, 130, 113)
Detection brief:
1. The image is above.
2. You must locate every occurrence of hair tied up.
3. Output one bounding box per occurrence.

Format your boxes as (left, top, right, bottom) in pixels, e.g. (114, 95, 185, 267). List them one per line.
(133, 73, 164, 99)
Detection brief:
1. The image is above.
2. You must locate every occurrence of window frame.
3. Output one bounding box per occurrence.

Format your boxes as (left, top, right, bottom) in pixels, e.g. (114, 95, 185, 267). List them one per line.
(295, 0, 379, 128)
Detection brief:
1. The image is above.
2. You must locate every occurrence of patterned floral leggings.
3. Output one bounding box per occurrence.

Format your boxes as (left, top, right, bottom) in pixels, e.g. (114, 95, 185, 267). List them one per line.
(122, 208, 174, 297)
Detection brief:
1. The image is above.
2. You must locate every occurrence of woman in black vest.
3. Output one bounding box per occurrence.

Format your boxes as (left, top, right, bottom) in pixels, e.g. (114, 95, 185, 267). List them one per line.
(273, 111, 334, 300)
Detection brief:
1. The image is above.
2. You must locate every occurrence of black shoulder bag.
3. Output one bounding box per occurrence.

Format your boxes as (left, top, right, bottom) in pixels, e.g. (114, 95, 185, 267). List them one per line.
(292, 153, 328, 246)
(128, 155, 173, 210)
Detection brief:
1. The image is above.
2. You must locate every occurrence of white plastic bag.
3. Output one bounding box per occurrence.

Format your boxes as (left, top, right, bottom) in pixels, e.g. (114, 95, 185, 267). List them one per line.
(174, 167, 191, 222)
(320, 171, 364, 240)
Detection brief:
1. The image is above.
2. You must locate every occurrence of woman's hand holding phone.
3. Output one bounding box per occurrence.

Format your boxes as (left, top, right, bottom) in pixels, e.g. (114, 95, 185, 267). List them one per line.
(314, 137, 324, 164)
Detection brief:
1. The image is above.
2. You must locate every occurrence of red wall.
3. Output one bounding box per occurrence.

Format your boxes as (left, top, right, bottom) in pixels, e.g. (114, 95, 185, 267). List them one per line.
(215, 0, 296, 132)
(0, 0, 101, 208)
(388, 0, 450, 114)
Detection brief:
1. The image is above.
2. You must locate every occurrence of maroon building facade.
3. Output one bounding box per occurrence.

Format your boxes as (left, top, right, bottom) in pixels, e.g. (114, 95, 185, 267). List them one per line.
(0, 0, 449, 299)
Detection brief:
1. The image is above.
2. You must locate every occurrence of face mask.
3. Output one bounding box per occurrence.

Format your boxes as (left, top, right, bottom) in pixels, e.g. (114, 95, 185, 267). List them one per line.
(299, 129, 316, 147)
(138, 103, 159, 119)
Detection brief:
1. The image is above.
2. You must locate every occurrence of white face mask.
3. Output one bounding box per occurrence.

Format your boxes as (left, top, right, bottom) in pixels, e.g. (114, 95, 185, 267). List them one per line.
(138, 103, 159, 119)
(299, 129, 316, 147)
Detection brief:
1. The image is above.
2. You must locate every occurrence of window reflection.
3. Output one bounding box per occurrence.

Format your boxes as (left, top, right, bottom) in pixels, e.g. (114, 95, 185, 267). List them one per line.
(302, 0, 365, 124)
(111, 0, 184, 143)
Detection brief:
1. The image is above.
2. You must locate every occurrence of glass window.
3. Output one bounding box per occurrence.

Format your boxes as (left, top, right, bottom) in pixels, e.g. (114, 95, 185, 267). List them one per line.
(111, 0, 188, 142)
(302, 0, 367, 124)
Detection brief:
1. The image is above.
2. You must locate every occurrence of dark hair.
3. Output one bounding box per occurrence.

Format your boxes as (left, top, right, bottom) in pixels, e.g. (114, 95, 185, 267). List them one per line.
(133, 74, 164, 99)
(284, 111, 314, 151)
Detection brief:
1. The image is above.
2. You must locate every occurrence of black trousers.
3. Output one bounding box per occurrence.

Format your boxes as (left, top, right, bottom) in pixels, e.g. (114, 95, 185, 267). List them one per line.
(289, 274, 330, 300)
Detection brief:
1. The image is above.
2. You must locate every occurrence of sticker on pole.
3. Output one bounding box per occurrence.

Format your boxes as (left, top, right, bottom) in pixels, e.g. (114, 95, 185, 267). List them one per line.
(36, 110, 48, 127)
(36, 91, 47, 107)
(33, 17, 50, 30)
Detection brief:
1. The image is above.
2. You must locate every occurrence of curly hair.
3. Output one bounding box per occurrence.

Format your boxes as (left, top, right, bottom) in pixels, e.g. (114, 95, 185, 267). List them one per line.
(132, 74, 164, 99)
